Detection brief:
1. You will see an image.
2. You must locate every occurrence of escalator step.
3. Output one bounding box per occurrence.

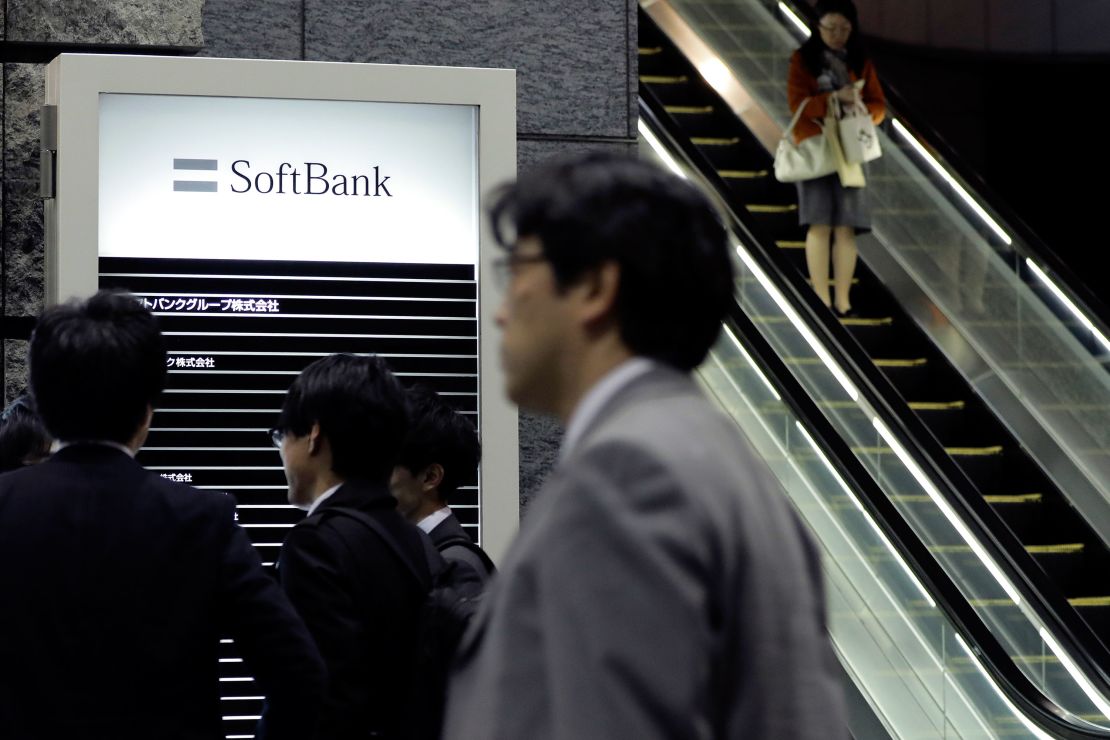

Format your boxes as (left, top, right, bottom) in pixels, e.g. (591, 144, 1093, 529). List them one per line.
(664, 105, 714, 114)
(909, 401, 965, 411)
(985, 494, 1042, 503)
(1072, 602, 1110, 645)
(747, 203, 797, 213)
(948, 445, 1004, 455)
(1028, 546, 1091, 597)
(640, 74, 689, 84)
(986, 495, 1046, 544)
(1026, 543, 1084, 554)
(840, 316, 893, 327)
(873, 358, 927, 368)
(693, 136, 742, 145)
(845, 445, 1002, 456)
(718, 169, 769, 179)
(737, 276, 858, 287)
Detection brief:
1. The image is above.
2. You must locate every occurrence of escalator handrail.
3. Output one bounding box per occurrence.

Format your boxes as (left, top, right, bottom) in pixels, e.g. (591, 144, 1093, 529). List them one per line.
(776, 0, 1110, 354)
(717, 286, 1109, 738)
(638, 80, 1110, 701)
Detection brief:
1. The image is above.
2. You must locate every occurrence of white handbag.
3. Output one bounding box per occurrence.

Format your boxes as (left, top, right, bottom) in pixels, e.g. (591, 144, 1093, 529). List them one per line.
(773, 97, 837, 183)
(837, 90, 882, 165)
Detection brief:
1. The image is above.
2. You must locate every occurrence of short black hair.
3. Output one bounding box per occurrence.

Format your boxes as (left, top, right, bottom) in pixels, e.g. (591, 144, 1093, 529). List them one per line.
(30, 290, 167, 444)
(276, 353, 408, 483)
(490, 152, 733, 371)
(396, 385, 480, 504)
(0, 394, 51, 472)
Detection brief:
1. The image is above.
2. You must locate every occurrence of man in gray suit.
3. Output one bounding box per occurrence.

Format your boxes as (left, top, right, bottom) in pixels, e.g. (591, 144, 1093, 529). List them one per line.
(444, 153, 845, 739)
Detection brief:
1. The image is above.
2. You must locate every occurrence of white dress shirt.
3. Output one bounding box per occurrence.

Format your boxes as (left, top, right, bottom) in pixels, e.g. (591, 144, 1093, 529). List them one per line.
(416, 506, 452, 534)
(305, 483, 343, 516)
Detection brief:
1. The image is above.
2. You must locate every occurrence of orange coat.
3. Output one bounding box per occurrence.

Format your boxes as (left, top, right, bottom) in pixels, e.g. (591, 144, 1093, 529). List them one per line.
(787, 49, 886, 144)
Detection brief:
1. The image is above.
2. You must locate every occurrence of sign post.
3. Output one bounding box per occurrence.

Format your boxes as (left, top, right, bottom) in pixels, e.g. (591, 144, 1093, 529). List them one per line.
(45, 53, 516, 733)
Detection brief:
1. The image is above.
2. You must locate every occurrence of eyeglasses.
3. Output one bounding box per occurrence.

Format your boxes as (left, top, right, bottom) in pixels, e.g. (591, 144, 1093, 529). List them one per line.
(491, 252, 549, 289)
(819, 22, 852, 34)
(268, 427, 285, 448)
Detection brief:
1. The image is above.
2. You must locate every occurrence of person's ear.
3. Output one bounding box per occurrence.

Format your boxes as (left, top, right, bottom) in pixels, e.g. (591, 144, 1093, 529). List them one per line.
(127, 405, 156, 453)
(307, 422, 323, 456)
(576, 260, 621, 328)
(422, 463, 445, 493)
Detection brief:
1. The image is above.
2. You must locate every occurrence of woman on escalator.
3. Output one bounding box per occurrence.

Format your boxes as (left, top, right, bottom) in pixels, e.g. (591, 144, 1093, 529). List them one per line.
(787, 0, 885, 317)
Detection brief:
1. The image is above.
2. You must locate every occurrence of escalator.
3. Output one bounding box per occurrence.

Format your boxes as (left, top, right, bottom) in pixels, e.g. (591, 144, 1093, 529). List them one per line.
(638, 4, 1110, 648)
(632, 2, 1110, 735)
(693, 267, 1110, 738)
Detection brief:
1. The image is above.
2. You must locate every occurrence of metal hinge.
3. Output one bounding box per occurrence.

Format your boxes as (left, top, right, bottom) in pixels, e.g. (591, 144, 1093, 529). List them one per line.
(39, 104, 58, 199)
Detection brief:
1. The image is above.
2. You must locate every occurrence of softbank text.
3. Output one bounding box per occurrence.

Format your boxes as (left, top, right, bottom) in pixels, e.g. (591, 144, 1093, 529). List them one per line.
(230, 161, 393, 197)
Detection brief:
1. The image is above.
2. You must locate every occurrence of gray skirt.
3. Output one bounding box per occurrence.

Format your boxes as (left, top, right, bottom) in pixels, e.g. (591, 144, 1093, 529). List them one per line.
(796, 172, 871, 233)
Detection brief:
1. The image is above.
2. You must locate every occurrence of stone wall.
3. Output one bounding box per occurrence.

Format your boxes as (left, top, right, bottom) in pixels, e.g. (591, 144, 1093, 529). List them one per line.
(0, 0, 638, 511)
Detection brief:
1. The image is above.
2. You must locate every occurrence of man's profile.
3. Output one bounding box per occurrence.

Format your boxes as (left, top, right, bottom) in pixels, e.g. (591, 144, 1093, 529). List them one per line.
(391, 384, 493, 581)
(444, 153, 845, 739)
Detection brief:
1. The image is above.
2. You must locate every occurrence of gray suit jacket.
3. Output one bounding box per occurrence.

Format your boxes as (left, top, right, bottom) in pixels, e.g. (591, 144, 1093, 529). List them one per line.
(444, 364, 845, 739)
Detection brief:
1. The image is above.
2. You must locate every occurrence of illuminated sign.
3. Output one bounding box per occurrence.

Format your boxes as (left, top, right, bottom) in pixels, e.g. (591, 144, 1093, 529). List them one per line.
(99, 93, 478, 264)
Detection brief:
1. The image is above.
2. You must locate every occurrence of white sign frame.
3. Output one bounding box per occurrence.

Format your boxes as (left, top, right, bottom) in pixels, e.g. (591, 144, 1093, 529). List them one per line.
(44, 54, 519, 561)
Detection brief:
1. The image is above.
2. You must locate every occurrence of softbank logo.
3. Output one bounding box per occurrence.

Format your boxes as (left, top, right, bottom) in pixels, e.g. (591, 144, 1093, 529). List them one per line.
(173, 159, 219, 192)
(171, 158, 394, 197)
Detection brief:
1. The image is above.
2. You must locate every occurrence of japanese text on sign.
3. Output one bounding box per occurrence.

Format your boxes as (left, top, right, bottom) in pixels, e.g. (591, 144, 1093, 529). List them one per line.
(167, 357, 216, 368)
(139, 297, 280, 313)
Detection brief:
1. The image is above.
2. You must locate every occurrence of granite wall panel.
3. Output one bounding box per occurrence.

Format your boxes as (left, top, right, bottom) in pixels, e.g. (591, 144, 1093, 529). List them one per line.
(6, 0, 203, 47)
(199, 0, 304, 60)
(4, 341, 29, 402)
(4, 64, 42, 184)
(304, 0, 630, 138)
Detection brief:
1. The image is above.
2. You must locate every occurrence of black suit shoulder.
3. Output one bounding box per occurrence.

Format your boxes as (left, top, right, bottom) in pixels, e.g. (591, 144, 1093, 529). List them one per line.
(278, 483, 427, 737)
(0, 445, 325, 740)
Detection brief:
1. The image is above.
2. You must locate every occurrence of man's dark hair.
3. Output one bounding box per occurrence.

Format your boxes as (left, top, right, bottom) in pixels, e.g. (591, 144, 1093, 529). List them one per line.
(489, 152, 732, 371)
(396, 385, 481, 504)
(800, 0, 869, 77)
(277, 353, 408, 482)
(30, 290, 167, 444)
(0, 394, 51, 472)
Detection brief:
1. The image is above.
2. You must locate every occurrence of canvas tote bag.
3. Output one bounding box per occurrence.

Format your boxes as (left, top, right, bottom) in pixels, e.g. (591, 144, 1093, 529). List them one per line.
(827, 96, 866, 188)
(837, 86, 882, 164)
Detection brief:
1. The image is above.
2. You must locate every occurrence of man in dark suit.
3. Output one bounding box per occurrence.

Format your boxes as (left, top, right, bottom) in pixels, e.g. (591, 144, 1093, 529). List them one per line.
(0, 290, 325, 740)
(273, 353, 429, 738)
(444, 153, 846, 738)
(391, 385, 494, 581)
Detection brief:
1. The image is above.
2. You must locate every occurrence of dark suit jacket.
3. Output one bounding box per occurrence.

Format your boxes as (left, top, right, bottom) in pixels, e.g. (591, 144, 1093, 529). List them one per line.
(278, 479, 429, 740)
(0, 444, 325, 740)
(446, 365, 845, 739)
(428, 510, 493, 583)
